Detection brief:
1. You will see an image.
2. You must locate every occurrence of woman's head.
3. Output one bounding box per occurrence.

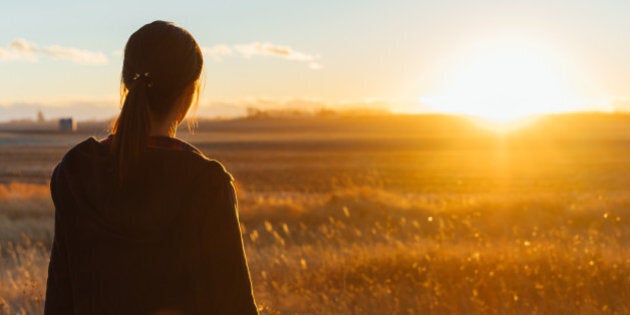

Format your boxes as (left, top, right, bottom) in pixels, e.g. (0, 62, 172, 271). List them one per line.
(120, 21, 203, 121)
(112, 21, 203, 182)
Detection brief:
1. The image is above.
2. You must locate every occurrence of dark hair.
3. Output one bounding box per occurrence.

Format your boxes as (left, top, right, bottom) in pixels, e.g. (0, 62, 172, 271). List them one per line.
(112, 20, 203, 183)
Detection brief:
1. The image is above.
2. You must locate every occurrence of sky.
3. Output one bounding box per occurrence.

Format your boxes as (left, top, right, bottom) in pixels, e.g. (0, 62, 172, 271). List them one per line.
(1, 0, 630, 121)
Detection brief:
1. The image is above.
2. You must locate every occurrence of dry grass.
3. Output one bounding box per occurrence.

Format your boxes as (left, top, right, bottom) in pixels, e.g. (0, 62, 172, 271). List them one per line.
(1, 183, 628, 314)
(2, 114, 630, 314)
(242, 187, 629, 314)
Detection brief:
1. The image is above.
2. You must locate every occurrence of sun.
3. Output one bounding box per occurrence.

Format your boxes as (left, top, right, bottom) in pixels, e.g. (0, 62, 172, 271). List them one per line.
(422, 39, 583, 128)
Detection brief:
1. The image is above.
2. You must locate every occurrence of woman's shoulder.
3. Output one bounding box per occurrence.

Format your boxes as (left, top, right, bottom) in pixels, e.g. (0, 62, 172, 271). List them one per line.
(150, 136, 234, 184)
(192, 155, 234, 186)
(60, 136, 233, 185)
(57, 137, 108, 169)
(140, 137, 235, 186)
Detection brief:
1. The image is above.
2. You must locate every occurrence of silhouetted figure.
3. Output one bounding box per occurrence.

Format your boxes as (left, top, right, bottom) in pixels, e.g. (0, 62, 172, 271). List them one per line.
(44, 21, 259, 315)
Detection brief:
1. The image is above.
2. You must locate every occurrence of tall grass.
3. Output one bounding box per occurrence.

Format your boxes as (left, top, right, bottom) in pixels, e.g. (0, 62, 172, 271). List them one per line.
(1, 183, 628, 314)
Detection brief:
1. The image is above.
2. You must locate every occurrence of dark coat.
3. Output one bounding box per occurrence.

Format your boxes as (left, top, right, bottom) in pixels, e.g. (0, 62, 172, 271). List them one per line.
(44, 137, 259, 315)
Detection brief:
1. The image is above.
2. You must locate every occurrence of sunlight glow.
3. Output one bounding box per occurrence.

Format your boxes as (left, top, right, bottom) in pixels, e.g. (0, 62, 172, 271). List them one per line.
(422, 39, 588, 126)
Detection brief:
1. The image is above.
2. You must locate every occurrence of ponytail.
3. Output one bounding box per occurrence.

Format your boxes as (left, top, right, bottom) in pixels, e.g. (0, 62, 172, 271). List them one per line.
(111, 21, 204, 185)
(111, 75, 152, 184)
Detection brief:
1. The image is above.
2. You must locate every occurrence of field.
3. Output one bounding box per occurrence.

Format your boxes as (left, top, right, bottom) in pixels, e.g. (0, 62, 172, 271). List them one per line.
(1, 113, 629, 314)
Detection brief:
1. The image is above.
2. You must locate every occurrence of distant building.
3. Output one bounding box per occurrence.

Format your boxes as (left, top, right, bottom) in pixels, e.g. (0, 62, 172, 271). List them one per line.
(58, 118, 77, 132)
(37, 110, 46, 123)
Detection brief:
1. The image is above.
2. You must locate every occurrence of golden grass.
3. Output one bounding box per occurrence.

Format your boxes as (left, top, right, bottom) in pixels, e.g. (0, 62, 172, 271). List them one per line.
(1, 183, 628, 314)
(0, 183, 49, 202)
(3, 114, 630, 313)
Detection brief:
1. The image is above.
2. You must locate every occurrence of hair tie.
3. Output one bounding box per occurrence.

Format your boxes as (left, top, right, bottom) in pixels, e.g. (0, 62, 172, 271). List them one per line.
(132, 72, 153, 88)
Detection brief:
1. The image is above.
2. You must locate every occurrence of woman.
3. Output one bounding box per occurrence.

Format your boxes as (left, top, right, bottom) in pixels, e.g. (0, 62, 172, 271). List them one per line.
(44, 21, 259, 315)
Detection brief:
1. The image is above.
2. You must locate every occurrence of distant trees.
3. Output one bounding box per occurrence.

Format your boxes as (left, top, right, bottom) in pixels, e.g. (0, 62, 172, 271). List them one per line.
(244, 106, 391, 119)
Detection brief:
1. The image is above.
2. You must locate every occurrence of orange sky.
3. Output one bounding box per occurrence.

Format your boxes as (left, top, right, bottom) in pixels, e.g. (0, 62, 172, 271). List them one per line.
(1, 0, 630, 121)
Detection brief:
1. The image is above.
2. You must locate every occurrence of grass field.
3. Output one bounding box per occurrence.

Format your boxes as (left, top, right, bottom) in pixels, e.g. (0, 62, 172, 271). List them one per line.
(1, 114, 629, 314)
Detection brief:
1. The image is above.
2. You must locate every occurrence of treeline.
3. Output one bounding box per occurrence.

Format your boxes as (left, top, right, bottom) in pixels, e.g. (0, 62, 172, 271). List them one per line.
(243, 107, 391, 119)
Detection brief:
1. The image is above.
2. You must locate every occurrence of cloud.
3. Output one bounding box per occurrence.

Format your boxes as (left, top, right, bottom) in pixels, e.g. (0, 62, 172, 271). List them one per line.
(234, 42, 316, 61)
(1, 38, 318, 68)
(201, 44, 233, 61)
(0, 39, 108, 65)
(201, 42, 322, 69)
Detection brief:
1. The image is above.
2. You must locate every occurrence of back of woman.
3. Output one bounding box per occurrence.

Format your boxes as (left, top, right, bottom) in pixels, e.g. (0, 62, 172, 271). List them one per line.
(44, 21, 259, 315)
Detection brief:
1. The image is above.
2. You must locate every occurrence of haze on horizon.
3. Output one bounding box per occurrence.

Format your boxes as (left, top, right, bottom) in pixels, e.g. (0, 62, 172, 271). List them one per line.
(1, 0, 630, 122)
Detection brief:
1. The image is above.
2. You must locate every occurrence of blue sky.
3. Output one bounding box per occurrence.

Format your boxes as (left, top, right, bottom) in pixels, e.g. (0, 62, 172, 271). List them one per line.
(1, 0, 630, 121)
